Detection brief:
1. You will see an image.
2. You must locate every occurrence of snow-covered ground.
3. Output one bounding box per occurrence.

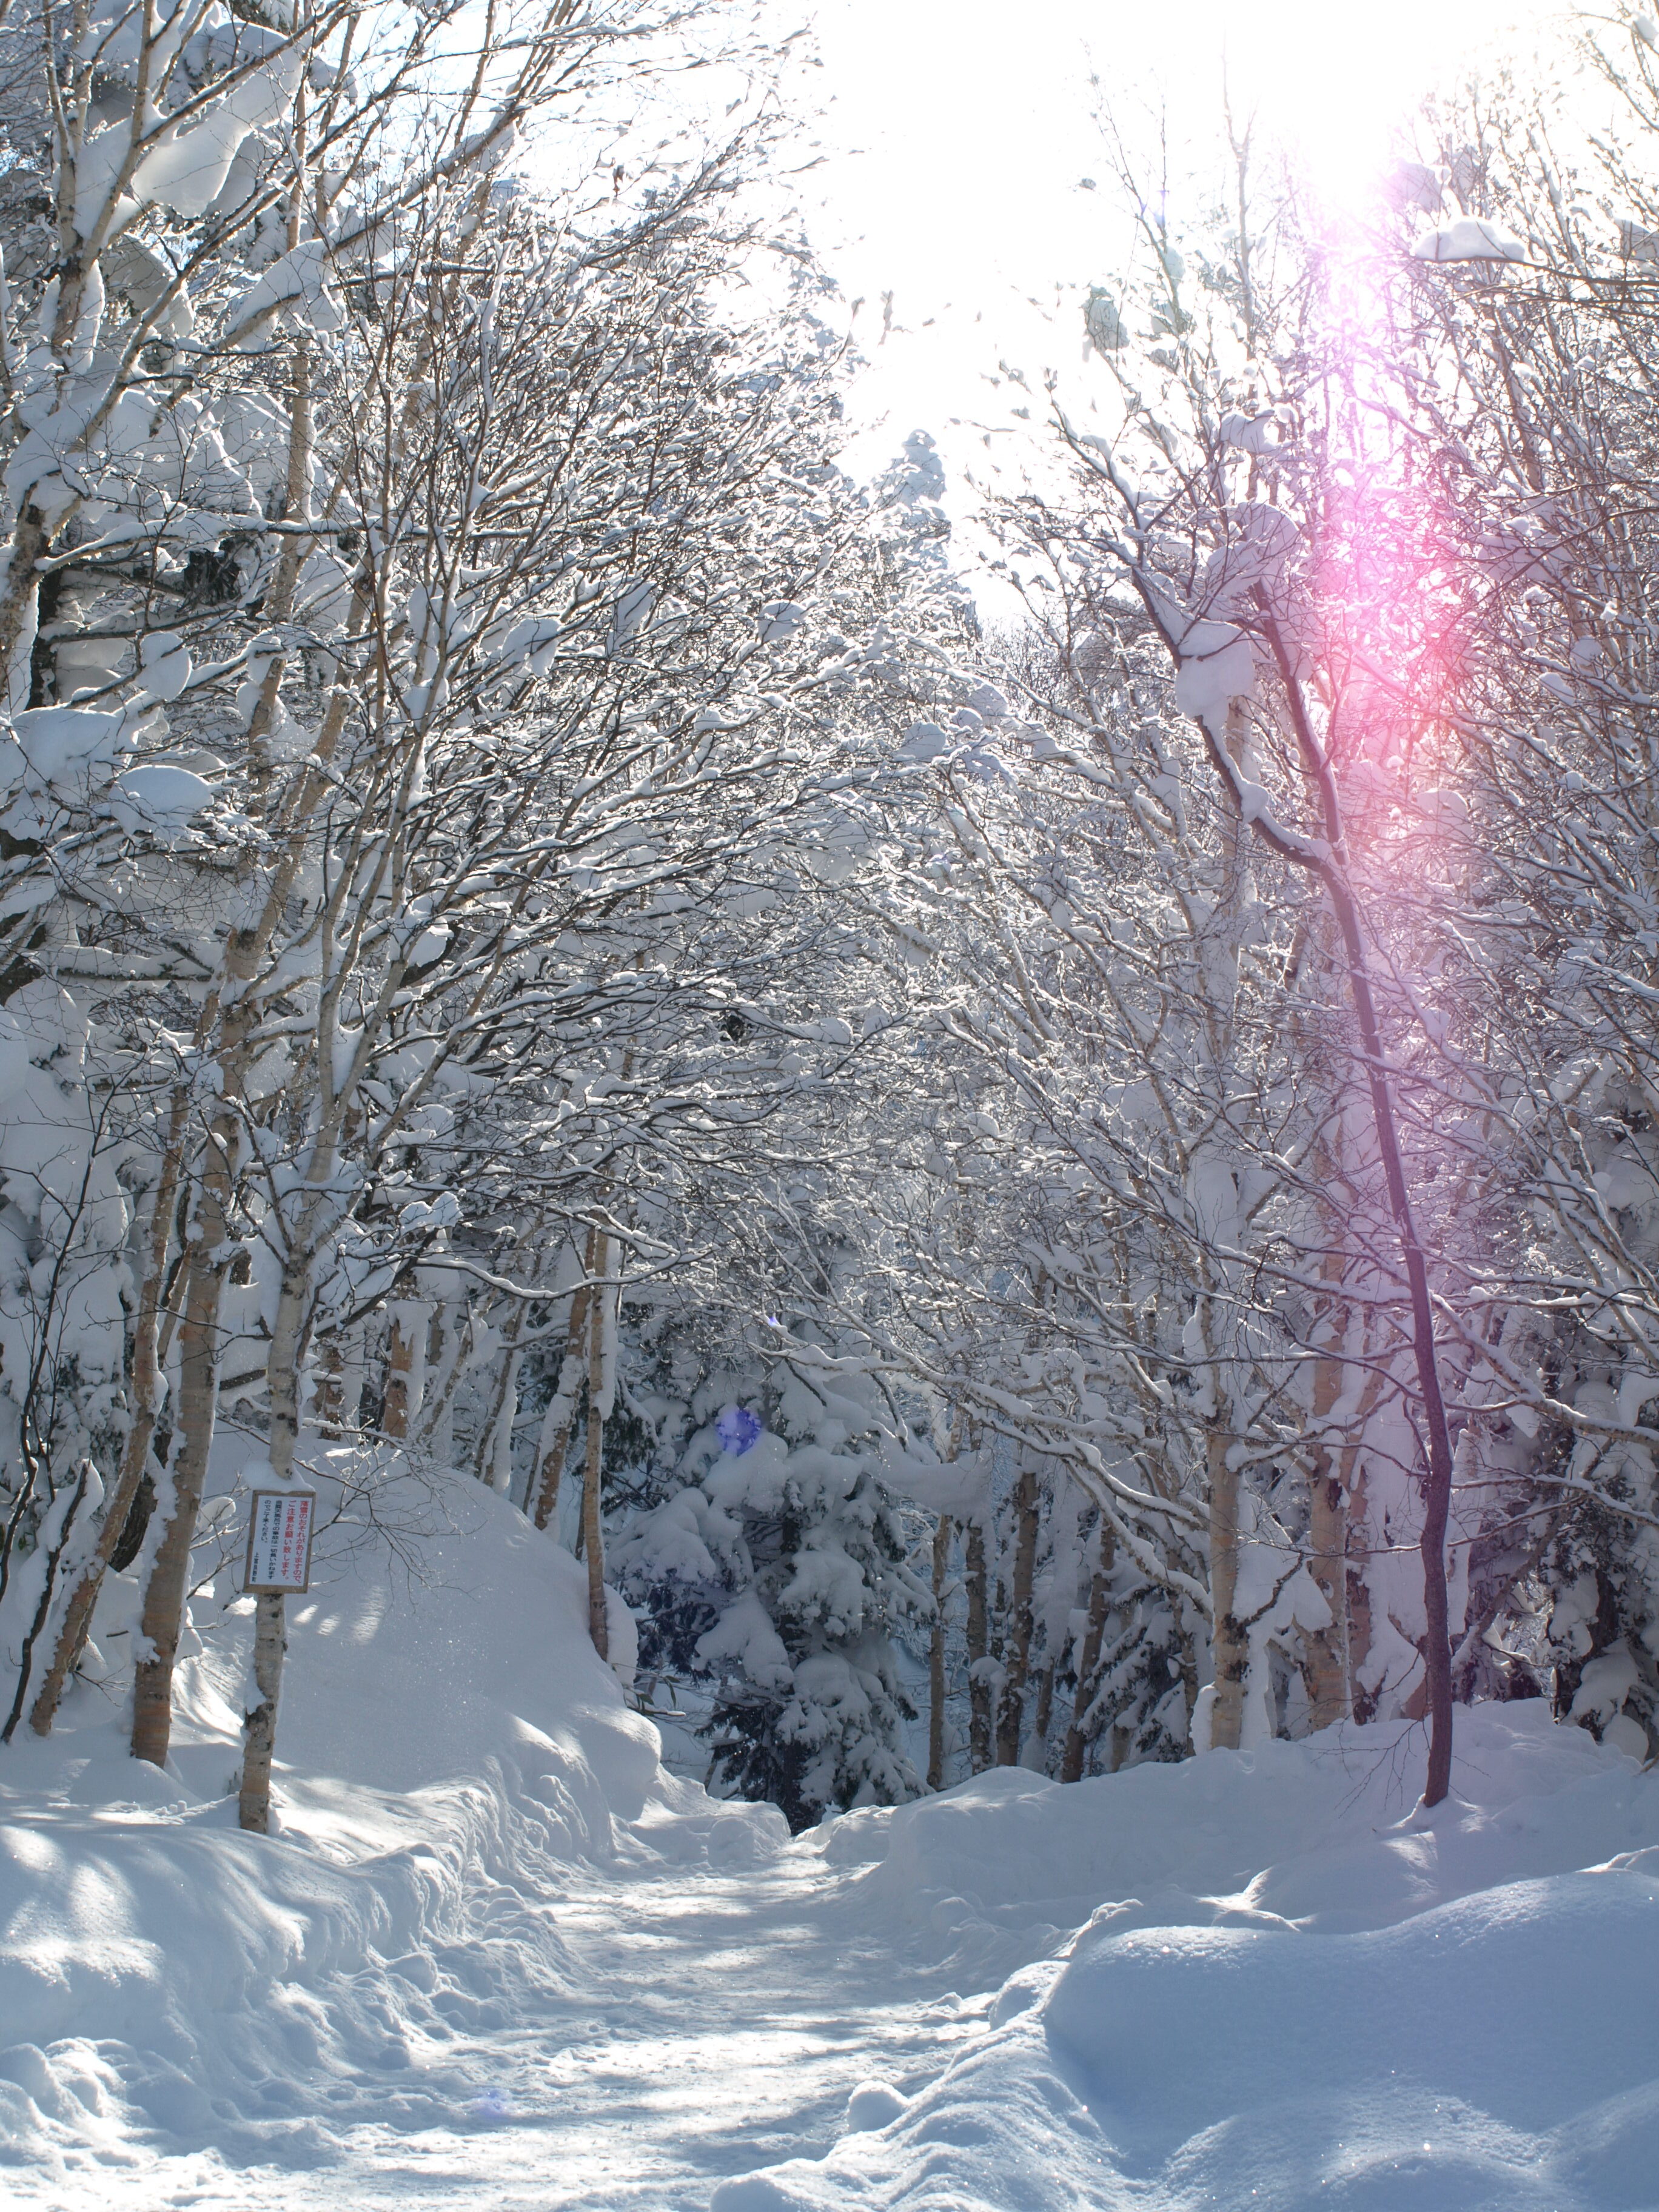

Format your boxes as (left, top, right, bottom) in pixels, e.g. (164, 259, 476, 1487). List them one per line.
(4, 1468, 1657, 2210)
(731, 1718, 1659, 2211)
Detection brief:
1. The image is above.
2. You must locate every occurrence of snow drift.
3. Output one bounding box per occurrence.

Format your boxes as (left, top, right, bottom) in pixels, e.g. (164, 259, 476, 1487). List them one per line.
(0, 1453, 737, 2197)
(720, 1704, 1659, 2211)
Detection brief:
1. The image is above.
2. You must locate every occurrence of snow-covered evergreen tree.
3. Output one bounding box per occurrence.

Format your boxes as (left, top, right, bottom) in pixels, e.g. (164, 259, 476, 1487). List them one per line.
(618, 1362, 927, 1829)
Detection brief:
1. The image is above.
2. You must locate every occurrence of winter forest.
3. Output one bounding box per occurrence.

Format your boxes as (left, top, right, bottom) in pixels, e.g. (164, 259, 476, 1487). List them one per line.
(3, 0, 1659, 2204)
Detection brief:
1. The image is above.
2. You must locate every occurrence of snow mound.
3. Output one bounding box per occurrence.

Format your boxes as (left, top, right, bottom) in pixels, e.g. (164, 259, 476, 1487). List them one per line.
(844, 2077, 908, 2131)
(724, 1705, 1659, 2210)
(0, 1456, 764, 2195)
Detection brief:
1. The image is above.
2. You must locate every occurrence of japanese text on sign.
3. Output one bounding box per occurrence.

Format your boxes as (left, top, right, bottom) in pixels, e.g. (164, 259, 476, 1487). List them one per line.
(243, 1490, 317, 1594)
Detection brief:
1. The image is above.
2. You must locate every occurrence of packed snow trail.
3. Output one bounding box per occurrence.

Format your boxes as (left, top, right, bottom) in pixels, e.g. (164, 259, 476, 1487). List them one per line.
(11, 1704, 1659, 2212)
(0, 1468, 1035, 2210)
(5, 1468, 1659, 2211)
(4, 1816, 1004, 2211)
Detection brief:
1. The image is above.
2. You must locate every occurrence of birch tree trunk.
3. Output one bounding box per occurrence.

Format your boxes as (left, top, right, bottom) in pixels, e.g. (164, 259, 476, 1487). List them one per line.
(1195, 702, 1252, 1755)
(532, 1284, 589, 1530)
(131, 1157, 235, 1769)
(965, 1516, 992, 1772)
(927, 1513, 951, 1790)
(1206, 1424, 1245, 1752)
(236, 1219, 322, 1829)
(1346, 1464, 1375, 1718)
(129, 305, 329, 1768)
(995, 1464, 1039, 1765)
(474, 1304, 527, 1492)
(531, 1230, 598, 1530)
(1302, 1455, 1350, 1728)
(415, 1309, 472, 1461)
(583, 1236, 610, 1660)
(492, 1349, 524, 1498)
(1295, 993, 1363, 1729)
(1061, 1533, 1113, 1783)
(238, 1593, 287, 1834)
(381, 1302, 429, 1440)
(1033, 1660, 1055, 1751)
(30, 1091, 188, 1735)
(1271, 651, 1460, 1803)
(1302, 1264, 1385, 1732)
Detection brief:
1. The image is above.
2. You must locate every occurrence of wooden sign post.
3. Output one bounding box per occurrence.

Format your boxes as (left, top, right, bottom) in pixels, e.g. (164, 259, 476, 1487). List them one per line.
(238, 1489, 315, 1837)
(242, 1489, 317, 1594)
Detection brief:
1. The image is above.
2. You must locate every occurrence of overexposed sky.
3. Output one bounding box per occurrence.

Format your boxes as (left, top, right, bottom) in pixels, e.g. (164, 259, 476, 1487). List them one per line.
(800, 0, 1552, 492)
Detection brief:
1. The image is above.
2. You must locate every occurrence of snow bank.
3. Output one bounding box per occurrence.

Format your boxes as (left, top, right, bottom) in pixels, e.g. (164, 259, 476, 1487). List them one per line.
(721, 1704, 1659, 2211)
(0, 1454, 699, 2195)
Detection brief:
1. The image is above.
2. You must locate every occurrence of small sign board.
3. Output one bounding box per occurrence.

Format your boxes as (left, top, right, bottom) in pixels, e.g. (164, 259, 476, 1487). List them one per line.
(243, 1489, 318, 1594)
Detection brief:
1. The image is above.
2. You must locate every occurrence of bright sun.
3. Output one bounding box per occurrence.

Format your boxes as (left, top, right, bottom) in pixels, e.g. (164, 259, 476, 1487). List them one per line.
(808, 0, 1544, 485)
(1233, 0, 1541, 208)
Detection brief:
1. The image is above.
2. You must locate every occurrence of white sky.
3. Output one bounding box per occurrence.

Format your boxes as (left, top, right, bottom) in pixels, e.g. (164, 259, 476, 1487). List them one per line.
(797, 0, 1554, 504)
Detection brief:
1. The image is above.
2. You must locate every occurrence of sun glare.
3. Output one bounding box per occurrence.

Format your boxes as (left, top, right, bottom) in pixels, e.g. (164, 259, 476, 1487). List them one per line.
(808, 0, 1541, 482)
(1228, 0, 1525, 210)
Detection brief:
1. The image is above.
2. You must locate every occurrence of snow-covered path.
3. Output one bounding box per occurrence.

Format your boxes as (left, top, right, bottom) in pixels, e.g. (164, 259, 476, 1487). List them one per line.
(7, 1487, 1033, 2212)
(10, 1494, 1659, 2212)
(15, 1702, 1659, 2212)
(281, 1846, 986, 2211)
(19, 1815, 1008, 2212)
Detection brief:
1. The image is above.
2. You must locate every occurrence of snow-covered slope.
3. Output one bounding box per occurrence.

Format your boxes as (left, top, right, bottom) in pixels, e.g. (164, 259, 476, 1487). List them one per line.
(0, 1452, 720, 2193)
(722, 1706, 1659, 2211)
